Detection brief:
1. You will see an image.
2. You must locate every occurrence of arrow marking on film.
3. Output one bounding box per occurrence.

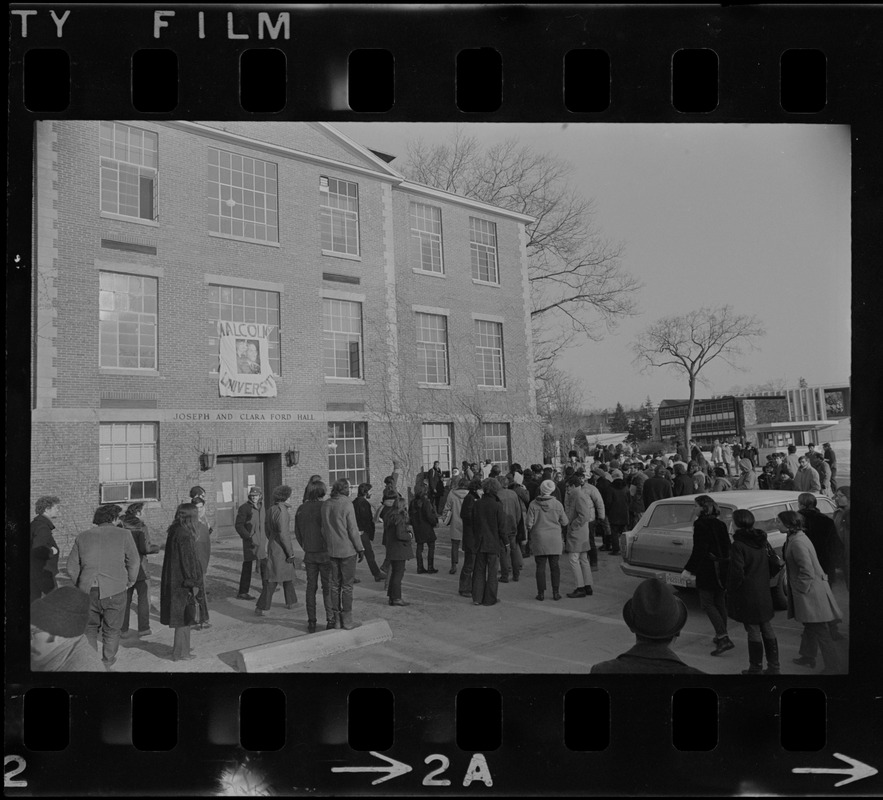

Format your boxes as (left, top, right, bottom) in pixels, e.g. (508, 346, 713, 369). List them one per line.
(331, 751, 412, 785)
(793, 753, 878, 787)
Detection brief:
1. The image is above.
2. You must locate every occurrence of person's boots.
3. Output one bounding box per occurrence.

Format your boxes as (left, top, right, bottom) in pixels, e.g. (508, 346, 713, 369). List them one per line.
(417, 549, 427, 574)
(427, 543, 438, 573)
(741, 641, 765, 674)
(340, 611, 358, 630)
(566, 587, 587, 598)
(762, 637, 781, 674)
(326, 612, 339, 630)
(588, 550, 598, 569)
(711, 635, 735, 656)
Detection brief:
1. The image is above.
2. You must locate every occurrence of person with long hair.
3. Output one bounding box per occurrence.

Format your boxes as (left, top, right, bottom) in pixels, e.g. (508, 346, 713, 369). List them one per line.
(682, 495, 734, 656)
(409, 481, 439, 574)
(294, 479, 333, 632)
(778, 510, 845, 673)
(159, 503, 208, 662)
(726, 509, 780, 674)
(382, 496, 415, 606)
(120, 502, 159, 637)
(302, 474, 324, 504)
(526, 479, 569, 602)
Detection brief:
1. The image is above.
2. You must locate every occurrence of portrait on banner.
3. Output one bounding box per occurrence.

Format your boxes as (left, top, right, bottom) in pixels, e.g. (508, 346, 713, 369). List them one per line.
(217, 322, 277, 397)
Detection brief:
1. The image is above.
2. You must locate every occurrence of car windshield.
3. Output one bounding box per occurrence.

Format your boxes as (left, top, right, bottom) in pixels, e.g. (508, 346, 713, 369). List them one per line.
(647, 503, 734, 530)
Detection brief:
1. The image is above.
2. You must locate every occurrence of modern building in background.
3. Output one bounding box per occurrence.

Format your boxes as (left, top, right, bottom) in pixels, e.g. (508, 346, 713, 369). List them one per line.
(32, 120, 541, 551)
(655, 394, 788, 447)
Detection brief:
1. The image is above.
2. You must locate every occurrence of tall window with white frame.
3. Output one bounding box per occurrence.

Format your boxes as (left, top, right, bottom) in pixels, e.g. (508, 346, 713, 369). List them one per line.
(99, 121, 157, 221)
(483, 423, 510, 466)
(410, 202, 444, 273)
(323, 298, 363, 379)
(99, 423, 159, 502)
(207, 148, 279, 243)
(416, 312, 449, 385)
(207, 285, 281, 375)
(469, 217, 499, 284)
(422, 423, 453, 474)
(99, 272, 158, 370)
(319, 176, 360, 256)
(328, 422, 368, 486)
(474, 319, 505, 388)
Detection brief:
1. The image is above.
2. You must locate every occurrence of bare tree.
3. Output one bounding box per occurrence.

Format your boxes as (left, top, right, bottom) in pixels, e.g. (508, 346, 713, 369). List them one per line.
(726, 377, 788, 395)
(535, 366, 586, 461)
(631, 305, 766, 445)
(403, 131, 641, 374)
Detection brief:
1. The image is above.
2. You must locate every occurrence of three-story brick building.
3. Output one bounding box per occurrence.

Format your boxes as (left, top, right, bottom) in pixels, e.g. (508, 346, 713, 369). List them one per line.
(32, 120, 541, 549)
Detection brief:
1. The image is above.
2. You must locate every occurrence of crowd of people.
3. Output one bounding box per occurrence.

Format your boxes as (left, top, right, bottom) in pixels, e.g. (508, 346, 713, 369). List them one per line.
(28, 439, 848, 673)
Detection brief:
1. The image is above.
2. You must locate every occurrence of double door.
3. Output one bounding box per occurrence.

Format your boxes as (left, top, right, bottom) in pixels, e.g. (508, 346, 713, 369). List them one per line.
(214, 456, 265, 538)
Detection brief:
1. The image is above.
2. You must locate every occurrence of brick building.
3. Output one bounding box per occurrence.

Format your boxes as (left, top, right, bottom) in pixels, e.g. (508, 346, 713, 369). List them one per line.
(32, 120, 541, 551)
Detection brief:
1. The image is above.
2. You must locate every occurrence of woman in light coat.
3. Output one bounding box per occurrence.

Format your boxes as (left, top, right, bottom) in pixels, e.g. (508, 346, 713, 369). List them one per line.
(778, 511, 844, 673)
(525, 480, 569, 601)
(441, 477, 470, 575)
(255, 485, 298, 615)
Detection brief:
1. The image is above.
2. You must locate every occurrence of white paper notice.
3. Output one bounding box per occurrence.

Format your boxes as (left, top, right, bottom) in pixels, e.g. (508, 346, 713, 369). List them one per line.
(248, 475, 256, 486)
(222, 481, 233, 502)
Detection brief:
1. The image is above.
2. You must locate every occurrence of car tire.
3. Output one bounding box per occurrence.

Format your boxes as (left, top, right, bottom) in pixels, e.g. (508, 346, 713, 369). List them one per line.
(771, 570, 788, 611)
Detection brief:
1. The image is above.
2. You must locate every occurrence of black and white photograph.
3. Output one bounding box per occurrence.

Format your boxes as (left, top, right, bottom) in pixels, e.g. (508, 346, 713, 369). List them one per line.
(26, 118, 852, 676)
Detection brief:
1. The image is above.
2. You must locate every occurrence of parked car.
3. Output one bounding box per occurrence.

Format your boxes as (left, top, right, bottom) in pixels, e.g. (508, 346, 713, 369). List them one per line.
(619, 491, 837, 609)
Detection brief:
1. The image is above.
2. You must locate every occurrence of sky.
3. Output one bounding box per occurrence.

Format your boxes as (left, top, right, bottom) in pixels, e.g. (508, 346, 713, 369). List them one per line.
(337, 122, 851, 410)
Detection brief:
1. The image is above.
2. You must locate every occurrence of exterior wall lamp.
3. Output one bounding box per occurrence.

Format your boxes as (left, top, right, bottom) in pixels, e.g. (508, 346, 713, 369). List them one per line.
(199, 451, 216, 471)
(285, 448, 300, 468)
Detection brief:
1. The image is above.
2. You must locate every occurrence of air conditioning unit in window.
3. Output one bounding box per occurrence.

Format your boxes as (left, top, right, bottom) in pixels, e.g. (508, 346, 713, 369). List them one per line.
(100, 482, 130, 503)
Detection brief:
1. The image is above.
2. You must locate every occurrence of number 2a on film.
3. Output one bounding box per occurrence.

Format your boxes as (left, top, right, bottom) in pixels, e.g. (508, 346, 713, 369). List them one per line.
(425, 753, 493, 788)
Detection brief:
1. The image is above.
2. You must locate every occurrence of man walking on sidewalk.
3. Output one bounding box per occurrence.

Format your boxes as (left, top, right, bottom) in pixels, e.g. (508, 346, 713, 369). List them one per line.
(234, 486, 265, 600)
(321, 479, 365, 630)
(353, 483, 386, 583)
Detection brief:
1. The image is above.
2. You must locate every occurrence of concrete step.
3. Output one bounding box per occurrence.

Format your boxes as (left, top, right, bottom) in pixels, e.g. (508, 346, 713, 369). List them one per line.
(235, 618, 393, 672)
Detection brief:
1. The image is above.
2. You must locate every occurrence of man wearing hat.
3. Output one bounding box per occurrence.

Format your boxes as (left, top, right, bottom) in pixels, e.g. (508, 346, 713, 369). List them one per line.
(234, 486, 265, 600)
(31, 586, 105, 671)
(590, 579, 705, 674)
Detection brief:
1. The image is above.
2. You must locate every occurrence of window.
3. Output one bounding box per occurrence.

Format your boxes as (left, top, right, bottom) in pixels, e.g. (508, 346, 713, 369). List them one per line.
(207, 148, 278, 243)
(422, 424, 453, 474)
(416, 312, 449, 385)
(323, 298, 363, 379)
(100, 122, 157, 220)
(750, 504, 791, 533)
(99, 272, 158, 369)
(319, 176, 359, 255)
(410, 203, 443, 273)
(483, 423, 510, 466)
(328, 422, 368, 486)
(470, 217, 498, 283)
(208, 285, 281, 374)
(475, 319, 505, 387)
(99, 423, 158, 501)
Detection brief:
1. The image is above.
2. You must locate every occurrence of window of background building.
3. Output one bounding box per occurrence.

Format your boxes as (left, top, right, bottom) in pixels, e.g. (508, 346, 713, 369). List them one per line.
(410, 202, 443, 273)
(470, 217, 499, 283)
(475, 319, 505, 387)
(99, 272, 158, 369)
(323, 299, 363, 379)
(100, 122, 157, 221)
(416, 312, 449, 385)
(319, 176, 360, 256)
(207, 148, 279, 243)
(208, 285, 281, 374)
(328, 422, 368, 486)
(422, 424, 453, 473)
(99, 423, 158, 502)
(483, 423, 510, 465)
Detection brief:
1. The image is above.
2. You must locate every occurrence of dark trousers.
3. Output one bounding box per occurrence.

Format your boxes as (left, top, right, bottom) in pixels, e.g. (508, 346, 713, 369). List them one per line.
(609, 523, 625, 554)
(459, 551, 476, 594)
(499, 533, 523, 579)
(416, 541, 436, 570)
(698, 588, 729, 638)
(534, 555, 561, 594)
(256, 579, 297, 610)
(238, 559, 259, 596)
(172, 625, 191, 659)
(472, 552, 500, 605)
(360, 533, 383, 578)
(30, 570, 57, 602)
(451, 539, 460, 568)
(330, 555, 357, 615)
(800, 622, 845, 672)
(387, 560, 406, 601)
(122, 579, 150, 633)
(305, 560, 333, 624)
(85, 588, 127, 666)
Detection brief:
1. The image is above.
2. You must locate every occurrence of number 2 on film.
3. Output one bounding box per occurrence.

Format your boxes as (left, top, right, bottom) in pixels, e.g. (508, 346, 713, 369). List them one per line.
(4, 755, 28, 788)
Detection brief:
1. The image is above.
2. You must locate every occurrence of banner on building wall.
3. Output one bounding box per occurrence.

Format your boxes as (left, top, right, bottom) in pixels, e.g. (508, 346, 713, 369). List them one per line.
(217, 322, 278, 398)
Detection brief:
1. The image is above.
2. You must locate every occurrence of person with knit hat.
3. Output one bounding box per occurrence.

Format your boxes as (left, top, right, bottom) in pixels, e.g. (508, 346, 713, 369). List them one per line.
(30, 586, 106, 671)
(525, 479, 569, 601)
(590, 579, 705, 674)
(734, 458, 758, 491)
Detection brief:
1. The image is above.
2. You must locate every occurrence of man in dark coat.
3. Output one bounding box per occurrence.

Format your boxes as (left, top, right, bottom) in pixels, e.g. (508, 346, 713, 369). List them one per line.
(591, 579, 705, 674)
(458, 481, 482, 597)
(672, 462, 693, 497)
(31, 495, 62, 601)
(822, 443, 838, 491)
(353, 483, 385, 582)
(426, 461, 444, 513)
(471, 478, 509, 606)
(234, 486, 264, 600)
(643, 465, 673, 507)
(798, 493, 841, 586)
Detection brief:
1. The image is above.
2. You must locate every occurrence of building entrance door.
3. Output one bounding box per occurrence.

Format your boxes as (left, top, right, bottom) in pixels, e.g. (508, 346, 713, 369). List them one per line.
(214, 456, 265, 539)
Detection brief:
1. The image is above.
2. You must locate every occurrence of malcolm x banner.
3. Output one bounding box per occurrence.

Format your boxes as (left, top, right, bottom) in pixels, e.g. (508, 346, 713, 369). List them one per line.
(217, 322, 278, 397)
